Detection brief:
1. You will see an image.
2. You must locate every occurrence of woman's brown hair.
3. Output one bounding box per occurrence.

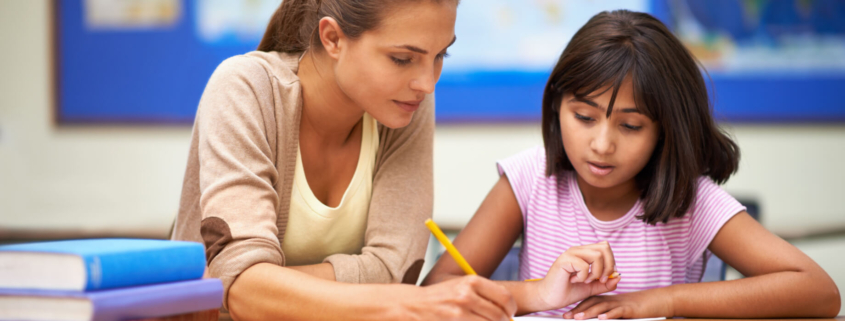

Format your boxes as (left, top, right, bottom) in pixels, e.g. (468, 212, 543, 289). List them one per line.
(542, 10, 740, 225)
(258, 0, 455, 53)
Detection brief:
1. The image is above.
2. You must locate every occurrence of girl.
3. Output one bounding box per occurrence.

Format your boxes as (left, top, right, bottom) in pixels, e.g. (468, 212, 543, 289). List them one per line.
(423, 10, 840, 319)
(172, 0, 517, 320)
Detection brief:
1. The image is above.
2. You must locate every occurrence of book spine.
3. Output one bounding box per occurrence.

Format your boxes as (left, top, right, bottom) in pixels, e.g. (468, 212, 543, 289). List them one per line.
(84, 244, 206, 290)
(91, 279, 223, 321)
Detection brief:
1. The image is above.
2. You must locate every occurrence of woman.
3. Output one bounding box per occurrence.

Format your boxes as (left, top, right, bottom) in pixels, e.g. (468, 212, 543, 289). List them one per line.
(171, 0, 516, 320)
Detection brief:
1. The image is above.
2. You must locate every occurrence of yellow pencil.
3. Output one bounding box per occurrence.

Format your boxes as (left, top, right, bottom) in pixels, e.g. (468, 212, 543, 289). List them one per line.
(424, 219, 512, 321)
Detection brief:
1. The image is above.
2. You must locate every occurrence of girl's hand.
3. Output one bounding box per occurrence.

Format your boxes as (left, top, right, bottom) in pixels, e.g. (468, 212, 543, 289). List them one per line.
(531, 241, 621, 310)
(562, 288, 674, 320)
(408, 275, 517, 321)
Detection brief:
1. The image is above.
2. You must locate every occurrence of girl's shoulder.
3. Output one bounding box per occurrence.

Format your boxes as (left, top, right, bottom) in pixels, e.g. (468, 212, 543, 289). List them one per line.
(496, 146, 548, 182)
(680, 176, 746, 227)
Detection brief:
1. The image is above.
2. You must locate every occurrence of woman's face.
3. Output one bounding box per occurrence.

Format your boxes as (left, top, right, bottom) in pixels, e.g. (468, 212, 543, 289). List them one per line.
(559, 77, 660, 190)
(332, 1, 457, 128)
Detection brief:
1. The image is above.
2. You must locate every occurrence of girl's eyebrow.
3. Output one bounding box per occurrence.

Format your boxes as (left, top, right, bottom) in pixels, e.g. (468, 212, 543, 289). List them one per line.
(570, 97, 640, 114)
(391, 36, 457, 54)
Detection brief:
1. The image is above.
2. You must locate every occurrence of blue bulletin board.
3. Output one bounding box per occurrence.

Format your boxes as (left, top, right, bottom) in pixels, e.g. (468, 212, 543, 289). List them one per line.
(55, 0, 845, 124)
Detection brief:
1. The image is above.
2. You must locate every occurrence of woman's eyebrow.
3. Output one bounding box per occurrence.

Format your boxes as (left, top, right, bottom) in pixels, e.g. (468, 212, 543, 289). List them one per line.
(392, 36, 457, 55)
(570, 97, 640, 114)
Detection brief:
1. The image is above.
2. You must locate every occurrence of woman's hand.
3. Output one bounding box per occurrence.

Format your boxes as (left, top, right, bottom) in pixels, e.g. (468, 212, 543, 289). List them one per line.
(531, 241, 621, 311)
(405, 275, 517, 321)
(563, 287, 673, 319)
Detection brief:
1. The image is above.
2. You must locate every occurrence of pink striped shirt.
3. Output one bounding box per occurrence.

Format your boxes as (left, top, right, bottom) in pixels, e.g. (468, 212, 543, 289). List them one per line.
(497, 146, 745, 316)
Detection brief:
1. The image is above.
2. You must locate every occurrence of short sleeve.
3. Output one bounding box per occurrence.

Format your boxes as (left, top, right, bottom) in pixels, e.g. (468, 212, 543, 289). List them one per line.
(496, 146, 545, 219)
(686, 177, 747, 265)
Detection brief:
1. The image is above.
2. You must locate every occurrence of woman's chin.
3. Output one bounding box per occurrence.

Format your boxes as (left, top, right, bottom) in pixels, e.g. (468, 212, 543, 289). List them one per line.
(375, 113, 414, 129)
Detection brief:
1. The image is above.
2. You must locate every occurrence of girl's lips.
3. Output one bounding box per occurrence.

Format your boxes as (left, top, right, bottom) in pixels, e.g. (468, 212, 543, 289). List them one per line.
(393, 100, 422, 112)
(588, 162, 614, 176)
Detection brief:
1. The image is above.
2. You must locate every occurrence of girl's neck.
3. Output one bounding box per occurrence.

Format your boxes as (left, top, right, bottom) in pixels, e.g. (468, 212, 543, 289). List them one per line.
(297, 51, 366, 147)
(575, 174, 641, 222)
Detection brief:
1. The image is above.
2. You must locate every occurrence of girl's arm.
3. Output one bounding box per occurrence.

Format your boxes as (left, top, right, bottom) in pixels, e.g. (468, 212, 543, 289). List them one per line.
(228, 263, 517, 321)
(566, 212, 841, 319)
(423, 175, 619, 315)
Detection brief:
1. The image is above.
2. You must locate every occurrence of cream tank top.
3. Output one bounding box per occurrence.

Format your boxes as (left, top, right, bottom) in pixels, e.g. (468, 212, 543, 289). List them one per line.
(282, 113, 378, 266)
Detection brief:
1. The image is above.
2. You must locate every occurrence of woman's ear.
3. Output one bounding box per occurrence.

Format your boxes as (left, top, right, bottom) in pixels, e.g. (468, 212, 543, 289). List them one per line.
(318, 17, 345, 60)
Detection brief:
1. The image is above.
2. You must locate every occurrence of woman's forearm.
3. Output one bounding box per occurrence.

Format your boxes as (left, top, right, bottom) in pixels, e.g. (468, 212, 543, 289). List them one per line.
(287, 262, 336, 281)
(669, 269, 840, 318)
(228, 263, 407, 321)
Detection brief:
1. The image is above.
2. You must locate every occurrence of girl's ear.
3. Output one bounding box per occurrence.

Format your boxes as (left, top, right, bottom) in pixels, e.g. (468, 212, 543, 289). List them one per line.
(318, 17, 345, 60)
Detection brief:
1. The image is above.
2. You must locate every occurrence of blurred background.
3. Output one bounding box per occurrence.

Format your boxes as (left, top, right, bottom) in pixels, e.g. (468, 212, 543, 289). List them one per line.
(1, 0, 843, 314)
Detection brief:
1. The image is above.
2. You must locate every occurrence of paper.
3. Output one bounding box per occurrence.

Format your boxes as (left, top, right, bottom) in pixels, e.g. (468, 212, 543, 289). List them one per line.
(514, 317, 666, 321)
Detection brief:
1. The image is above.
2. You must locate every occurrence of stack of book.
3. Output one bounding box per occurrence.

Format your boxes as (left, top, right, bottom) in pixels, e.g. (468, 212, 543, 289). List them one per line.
(0, 238, 222, 321)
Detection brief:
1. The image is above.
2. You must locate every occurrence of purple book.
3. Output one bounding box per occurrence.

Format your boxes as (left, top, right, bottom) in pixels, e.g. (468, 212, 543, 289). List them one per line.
(0, 278, 222, 321)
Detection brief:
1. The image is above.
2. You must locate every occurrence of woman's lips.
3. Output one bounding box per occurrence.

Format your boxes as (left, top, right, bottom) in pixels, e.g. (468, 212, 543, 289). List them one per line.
(588, 161, 614, 176)
(393, 99, 422, 112)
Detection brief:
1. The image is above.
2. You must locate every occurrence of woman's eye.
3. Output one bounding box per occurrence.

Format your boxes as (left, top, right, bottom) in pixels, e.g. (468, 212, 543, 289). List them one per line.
(622, 123, 642, 131)
(435, 52, 450, 61)
(574, 113, 593, 122)
(391, 56, 412, 66)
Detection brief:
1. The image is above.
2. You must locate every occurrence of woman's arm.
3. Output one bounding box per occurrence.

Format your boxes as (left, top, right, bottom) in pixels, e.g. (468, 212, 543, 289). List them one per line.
(565, 212, 841, 319)
(228, 263, 517, 321)
(423, 175, 619, 315)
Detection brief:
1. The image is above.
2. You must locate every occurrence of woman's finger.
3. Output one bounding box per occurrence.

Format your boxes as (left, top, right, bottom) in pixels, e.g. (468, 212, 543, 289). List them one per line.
(467, 291, 512, 321)
(469, 276, 517, 318)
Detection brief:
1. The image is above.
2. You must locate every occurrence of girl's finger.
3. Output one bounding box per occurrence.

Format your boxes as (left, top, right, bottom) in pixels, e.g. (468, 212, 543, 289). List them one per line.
(598, 306, 626, 320)
(589, 274, 620, 295)
(598, 241, 617, 282)
(567, 257, 592, 283)
(580, 301, 613, 319)
(586, 249, 604, 283)
(585, 241, 616, 282)
(567, 296, 598, 315)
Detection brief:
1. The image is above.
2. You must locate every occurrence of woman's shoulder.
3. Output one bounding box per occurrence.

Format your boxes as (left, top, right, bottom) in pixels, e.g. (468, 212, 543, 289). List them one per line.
(209, 51, 303, 87)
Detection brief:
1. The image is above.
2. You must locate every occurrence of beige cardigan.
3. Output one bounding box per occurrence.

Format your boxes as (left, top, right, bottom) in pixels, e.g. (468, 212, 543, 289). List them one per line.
(171, 51, 434, 309)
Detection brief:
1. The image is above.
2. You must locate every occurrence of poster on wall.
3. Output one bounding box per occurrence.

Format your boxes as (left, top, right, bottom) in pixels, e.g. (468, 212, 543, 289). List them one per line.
(55, 0, 845, 124)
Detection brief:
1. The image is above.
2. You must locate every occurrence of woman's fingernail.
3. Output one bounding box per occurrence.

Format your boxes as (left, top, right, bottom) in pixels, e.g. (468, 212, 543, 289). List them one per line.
(598, 314, 608, 319)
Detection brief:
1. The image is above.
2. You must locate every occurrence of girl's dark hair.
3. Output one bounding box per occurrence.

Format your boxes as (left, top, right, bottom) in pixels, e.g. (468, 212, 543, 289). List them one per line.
(542, 10, 740, 225)
(258, 0, 454, 53)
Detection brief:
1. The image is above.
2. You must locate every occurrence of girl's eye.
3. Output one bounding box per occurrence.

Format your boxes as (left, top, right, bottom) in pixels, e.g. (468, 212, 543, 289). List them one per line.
(622, 123, 642, 131)
(574, 113, 594, 122)
(391, 56, 412, 66)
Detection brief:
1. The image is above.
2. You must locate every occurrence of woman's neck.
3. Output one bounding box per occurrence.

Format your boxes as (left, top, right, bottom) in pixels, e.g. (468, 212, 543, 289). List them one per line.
(297, 51, 365, 147)
(575, 174, 641, 221)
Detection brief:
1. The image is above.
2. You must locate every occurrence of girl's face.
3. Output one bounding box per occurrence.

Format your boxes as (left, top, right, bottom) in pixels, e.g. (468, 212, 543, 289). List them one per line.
(333, 1, 457, 129)
(559, 77, 660, 190)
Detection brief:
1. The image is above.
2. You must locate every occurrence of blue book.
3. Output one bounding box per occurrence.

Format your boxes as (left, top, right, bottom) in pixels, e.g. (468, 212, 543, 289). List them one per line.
(0, 239, 206, 291)
(0, 278, 223, 321)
